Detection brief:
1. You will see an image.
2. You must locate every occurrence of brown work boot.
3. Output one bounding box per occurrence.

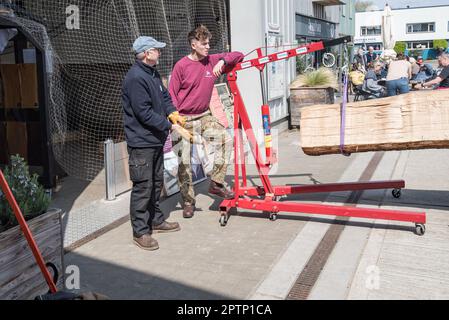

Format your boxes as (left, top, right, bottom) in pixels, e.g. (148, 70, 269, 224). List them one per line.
(183, 204, 195, 219)
(152, 221, 181, 233)
(208, 180, 235, 199)
(133, 234, 159, 251)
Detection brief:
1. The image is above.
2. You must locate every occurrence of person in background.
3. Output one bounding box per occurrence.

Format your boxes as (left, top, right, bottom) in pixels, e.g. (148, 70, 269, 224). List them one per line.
(349, 63, 365, 87)
(436, 47, 445, 58)
(362, 62, 386, 98)
(415, 52, 449, 90)
(409, 57, 420, 80)
(415, 58, 434, 82)
(365, 46, 378, 65)
(385, 53, 411, 96)
(169, 25, 244, 219)
(353, 47, 367, 72)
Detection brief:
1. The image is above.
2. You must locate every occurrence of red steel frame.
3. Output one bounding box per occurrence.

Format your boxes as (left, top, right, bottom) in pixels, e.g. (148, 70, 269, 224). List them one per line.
(219, 41, 426, 229)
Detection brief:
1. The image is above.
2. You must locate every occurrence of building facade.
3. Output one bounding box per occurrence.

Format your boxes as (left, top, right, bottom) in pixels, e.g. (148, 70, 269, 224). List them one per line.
(229, 0, 354, 133)
(354, 5, 449, 58)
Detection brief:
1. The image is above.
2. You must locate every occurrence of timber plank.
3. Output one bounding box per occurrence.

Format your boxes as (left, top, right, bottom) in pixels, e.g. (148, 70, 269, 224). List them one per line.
(300, 90, 449, 155)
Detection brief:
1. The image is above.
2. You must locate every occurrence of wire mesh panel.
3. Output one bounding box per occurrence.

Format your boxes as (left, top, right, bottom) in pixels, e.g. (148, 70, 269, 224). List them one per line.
(0, 0, 229, 180)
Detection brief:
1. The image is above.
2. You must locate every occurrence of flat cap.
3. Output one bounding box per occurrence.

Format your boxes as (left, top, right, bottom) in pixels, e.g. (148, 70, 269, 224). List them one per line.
(133, 36, 166, 54)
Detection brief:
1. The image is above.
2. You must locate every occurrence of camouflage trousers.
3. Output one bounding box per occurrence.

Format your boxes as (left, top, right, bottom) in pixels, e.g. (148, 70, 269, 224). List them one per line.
(172, 110, 232, 206)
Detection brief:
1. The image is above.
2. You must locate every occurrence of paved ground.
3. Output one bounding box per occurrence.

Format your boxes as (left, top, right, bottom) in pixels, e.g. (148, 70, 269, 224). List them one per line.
(63, 129, 449, 300)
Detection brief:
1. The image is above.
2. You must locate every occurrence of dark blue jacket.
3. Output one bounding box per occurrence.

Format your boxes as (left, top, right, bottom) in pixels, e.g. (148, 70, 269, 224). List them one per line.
(365, 52, 378, 64)
(122, 60, 176, 148)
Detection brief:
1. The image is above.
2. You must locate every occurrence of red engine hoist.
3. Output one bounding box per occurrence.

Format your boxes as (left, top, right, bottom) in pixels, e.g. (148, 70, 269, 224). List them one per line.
(219, 37, 426, 235)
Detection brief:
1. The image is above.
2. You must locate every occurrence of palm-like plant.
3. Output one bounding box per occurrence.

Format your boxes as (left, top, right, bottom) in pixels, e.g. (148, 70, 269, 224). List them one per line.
(291, 67, 338, 89)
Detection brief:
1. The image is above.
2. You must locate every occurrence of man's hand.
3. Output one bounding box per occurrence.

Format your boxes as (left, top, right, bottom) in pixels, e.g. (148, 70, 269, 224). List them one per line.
(213, 60, 225, 77)
(171, 123, 181, 132)
(168, 111, 186, 127)
(171, 124, 193, 144)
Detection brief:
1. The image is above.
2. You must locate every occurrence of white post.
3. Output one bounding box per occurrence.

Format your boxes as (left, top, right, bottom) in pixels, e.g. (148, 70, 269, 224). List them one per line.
(104, 139, 116, 201)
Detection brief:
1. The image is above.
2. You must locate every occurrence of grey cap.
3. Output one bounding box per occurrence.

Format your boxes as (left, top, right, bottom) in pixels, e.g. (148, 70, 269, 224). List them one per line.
(133, 36, 166, 54)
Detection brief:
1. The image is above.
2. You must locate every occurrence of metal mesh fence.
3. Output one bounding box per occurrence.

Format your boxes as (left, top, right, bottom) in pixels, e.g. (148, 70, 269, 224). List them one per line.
(0, 0, 229, 180)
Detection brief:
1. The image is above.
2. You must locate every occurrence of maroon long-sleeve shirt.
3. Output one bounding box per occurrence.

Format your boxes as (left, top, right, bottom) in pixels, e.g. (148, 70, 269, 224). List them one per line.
(169, 51, 244, 115)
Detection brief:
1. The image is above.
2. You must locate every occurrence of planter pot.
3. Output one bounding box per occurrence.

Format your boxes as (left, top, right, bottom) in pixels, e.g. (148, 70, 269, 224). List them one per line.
(289, 86, 335, 128)
(0, 208, 64, 300)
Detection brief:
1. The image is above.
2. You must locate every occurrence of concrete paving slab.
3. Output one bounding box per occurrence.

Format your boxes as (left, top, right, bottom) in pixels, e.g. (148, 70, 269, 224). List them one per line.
(346, 148, 449, 300)
(250, 151, 378, 300)
(61, 129, 449, 300)
(63, 130, 357, 299)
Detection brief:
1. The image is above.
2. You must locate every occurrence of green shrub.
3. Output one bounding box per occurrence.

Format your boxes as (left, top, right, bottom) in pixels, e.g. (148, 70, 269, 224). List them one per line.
(433, 39, 448, 50)
(0, 155, 50, 231)
(394, 41, 406, 54)
(296, 55, 307, 74)
(291, 67, 338, 89)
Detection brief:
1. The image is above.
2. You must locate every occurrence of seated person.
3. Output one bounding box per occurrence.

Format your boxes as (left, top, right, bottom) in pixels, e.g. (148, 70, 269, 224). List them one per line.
(409, 57, 420, 80)
(415, 57, 434, 82)
(415, 53, 449, 90)
(348, 63, 365, 87)
(379, 65, 388, 79)
(362, 62, 386, 98)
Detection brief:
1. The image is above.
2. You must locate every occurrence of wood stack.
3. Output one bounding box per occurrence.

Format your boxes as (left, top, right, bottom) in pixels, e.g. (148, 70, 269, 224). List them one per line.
(299, 90, 449, 156)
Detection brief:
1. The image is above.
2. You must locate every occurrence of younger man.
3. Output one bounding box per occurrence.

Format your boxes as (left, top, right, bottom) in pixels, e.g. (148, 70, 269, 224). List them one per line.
(169, 25, 244, 218)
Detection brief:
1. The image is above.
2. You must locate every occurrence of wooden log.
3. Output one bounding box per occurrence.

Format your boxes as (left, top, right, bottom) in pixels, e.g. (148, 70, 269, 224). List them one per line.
(299, 90, 449, 156)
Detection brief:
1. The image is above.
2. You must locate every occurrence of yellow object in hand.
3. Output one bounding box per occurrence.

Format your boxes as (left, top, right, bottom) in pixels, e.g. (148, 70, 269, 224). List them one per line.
(168, 111, 186, 127)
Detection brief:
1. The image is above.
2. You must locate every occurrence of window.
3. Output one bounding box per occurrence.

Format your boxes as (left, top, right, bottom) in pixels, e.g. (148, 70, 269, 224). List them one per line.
(406, 22, 435, 33)
(313, 3, 325, 20)
(360, 26, 381, 36)
(406, 41, 434, 49)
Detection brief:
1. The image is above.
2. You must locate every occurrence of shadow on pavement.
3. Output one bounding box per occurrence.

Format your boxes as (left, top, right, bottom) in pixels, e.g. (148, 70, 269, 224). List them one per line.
(64, 251, 232, 300)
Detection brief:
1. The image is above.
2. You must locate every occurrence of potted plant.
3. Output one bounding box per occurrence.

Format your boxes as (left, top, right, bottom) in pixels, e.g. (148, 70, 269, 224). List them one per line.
(289, 67, 338, 128)
(0, 155, 64, 299)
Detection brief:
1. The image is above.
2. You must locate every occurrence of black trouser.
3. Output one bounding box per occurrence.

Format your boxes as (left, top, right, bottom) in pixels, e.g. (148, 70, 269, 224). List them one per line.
(128, 146, 165, 237)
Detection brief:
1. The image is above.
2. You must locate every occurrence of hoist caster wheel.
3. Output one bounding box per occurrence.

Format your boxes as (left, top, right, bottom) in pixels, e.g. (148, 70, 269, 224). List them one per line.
(415, 224, 425, 236)
(269, 213, 278, 221)
(392, 189, 402, 199)
(219, 215, 228, 227)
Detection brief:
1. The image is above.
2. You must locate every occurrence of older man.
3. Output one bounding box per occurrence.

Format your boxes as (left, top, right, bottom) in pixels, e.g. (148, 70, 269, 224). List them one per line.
(416, 53, 449, 90)
(365, 46, 378, 64)
(122, 36, 185, 250)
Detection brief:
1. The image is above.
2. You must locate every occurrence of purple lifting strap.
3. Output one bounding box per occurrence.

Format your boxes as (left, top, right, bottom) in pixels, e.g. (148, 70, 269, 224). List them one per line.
(339, 72, 351, 156)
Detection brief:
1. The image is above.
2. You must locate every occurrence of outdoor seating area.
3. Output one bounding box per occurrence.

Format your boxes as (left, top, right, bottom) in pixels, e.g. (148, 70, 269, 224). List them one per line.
(348, 53, 447, 102)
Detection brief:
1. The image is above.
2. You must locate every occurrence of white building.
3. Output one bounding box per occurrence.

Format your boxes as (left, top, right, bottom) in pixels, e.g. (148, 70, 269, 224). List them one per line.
(229, 0, 352, 133)
(355, 4, 449, 57)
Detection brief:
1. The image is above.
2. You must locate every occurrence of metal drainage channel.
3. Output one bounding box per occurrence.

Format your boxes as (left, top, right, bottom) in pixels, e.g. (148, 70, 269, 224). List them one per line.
(287, 152, 385, 300)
